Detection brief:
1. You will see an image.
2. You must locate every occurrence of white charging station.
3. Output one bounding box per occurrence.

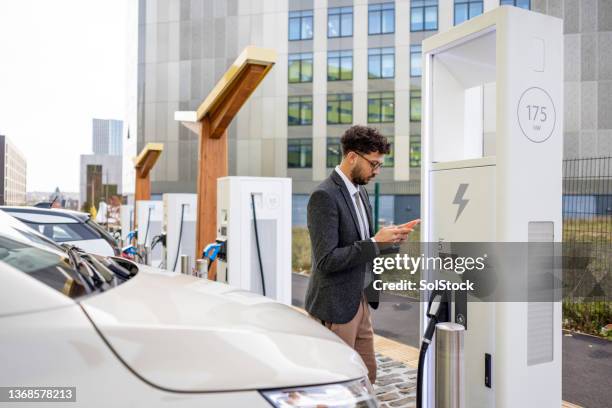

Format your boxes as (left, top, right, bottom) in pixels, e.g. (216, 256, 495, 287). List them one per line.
(420, 6, 562, 408)
(136, 200, 164, 265)
(163, 194, 197, 273)
(120, 204, 134, 243)
(216, 177, 292, 304)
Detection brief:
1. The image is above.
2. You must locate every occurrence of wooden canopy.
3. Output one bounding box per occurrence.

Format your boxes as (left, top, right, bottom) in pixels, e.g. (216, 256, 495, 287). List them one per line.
(175, 46, 276, 277)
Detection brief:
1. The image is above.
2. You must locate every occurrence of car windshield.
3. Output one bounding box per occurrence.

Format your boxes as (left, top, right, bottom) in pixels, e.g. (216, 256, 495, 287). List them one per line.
(23, 221, 99, 242)
(0, 235, 89, 298)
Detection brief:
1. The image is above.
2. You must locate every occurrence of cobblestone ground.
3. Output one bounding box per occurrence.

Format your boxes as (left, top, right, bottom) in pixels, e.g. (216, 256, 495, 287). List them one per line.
(373, 353, 417, 408)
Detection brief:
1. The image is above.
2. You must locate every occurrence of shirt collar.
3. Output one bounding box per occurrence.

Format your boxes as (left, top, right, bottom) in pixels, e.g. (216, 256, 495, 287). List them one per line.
(335, 166, 359, 196)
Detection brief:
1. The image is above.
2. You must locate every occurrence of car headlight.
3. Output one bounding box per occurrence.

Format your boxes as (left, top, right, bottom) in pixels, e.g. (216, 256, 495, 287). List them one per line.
(260, 377, 378, 407)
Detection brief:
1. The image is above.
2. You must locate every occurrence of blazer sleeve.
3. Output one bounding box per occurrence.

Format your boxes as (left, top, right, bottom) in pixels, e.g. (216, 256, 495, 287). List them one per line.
(307, 189, 379, 275)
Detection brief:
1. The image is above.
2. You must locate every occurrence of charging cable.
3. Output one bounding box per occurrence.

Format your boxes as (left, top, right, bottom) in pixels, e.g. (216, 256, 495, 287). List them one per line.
(417, 291, 445, 408)
(171, 204, 187, 272)
(250, 193, 266, 297)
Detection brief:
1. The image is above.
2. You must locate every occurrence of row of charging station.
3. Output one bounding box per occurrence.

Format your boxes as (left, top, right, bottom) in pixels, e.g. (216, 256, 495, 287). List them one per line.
(118, 177, 292, 305)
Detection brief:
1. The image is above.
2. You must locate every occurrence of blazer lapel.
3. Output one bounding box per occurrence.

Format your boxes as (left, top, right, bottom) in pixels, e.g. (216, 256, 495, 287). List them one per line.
(330, 171, 362, 238)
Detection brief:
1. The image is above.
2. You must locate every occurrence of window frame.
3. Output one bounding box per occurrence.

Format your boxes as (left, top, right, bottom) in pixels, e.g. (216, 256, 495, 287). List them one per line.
(368, 91, 395, 123)
(288, 52, 314, 83)
(328, 50, 353, 81)
(454, 0, 484, 26)
(410, 136, 422, 168)
(500, 0, 531, 9)
(287, 138, 313, 168)
(368, 3, 395, 35)
(288, 95, 313, 126)
(410, 44, 422, 77)
(326, 137, 342, 168)
(410, 89, 422, 122)
(327, 94, 354, 125)
(368, 47, 395, 79)
(411, 0, 439, 32)
(328, 6, 353, 38)
(289, 10, 314, 41)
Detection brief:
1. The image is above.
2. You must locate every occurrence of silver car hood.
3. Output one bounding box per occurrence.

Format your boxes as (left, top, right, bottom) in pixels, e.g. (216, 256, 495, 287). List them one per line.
(80, 267, 366, 392)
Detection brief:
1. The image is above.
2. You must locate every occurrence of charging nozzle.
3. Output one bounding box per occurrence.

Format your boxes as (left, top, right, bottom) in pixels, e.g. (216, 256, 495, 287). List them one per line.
(417, 291, 450, 408)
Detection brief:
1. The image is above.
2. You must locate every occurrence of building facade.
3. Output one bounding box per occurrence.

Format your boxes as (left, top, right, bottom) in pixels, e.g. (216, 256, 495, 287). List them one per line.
(127, 0, 611, 225)
(93, 118, 124, 156)
(0, 135, 27, 206)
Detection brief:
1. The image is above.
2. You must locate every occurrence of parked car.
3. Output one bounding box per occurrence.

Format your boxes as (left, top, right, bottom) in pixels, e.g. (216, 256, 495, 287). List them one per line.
(0, 210, 376, 407)
(0, 206, 119, 257)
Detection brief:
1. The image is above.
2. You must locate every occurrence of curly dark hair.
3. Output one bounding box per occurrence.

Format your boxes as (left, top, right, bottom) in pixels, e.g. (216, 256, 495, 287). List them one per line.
(340, 125, 390, 156)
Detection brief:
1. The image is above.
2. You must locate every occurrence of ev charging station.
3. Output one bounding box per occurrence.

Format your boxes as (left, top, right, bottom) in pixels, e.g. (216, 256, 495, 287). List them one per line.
(120, 204, 134, 244)
(420, 6, 562, 408)
(163, 194, 197, 273)
(215, 177, 292, 305)
(136, 200, 164, 265)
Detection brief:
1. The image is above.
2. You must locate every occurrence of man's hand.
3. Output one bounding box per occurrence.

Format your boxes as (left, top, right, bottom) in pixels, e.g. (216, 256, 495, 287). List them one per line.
(374, 219, 420, 243)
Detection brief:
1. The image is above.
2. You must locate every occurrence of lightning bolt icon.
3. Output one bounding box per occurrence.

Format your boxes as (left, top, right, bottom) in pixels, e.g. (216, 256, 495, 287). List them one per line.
(453, 183, 470, 223)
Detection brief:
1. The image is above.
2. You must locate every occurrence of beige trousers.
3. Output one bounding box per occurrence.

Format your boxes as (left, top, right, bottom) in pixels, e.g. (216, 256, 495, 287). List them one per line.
(314, 295, 377, 384)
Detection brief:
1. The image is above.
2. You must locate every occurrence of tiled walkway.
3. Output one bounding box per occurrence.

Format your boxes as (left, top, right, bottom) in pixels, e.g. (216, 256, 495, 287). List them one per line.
(373, 334, 582, 408)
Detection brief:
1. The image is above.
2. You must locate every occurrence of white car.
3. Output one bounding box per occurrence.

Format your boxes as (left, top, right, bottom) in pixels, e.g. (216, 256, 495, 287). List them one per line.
(0, 211, 376, 407)
(0, 206, 119, 257)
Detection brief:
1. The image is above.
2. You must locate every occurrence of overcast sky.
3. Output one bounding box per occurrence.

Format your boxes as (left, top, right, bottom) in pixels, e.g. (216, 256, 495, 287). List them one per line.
(0, 0, 127, 192)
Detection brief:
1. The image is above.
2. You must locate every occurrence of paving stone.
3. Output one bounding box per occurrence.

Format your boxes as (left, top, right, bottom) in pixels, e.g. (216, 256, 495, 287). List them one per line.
(380, 361, 405, 369)
(376, 377, 406, 387)
(375, 385, 397, 395)
(389, 396, 417, 407)
(378, 392, 402, 402)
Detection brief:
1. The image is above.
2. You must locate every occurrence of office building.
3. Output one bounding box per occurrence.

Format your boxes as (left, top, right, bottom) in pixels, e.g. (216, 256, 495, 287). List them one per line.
(125, 0, 611, 224)
(93, 118, 124, 156)
(0, 135, 27, 206)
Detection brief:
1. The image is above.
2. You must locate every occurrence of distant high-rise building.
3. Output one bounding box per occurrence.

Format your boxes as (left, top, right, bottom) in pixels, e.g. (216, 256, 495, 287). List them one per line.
(0, 135, 27, 206)
(93, 118, 123, 156)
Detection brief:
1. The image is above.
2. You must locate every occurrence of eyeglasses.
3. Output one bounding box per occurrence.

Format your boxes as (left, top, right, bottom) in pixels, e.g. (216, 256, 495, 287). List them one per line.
(354, 151, 383, 170)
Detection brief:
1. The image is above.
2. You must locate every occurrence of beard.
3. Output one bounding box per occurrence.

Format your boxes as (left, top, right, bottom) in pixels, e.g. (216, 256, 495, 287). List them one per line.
(351, 167, 372, 185)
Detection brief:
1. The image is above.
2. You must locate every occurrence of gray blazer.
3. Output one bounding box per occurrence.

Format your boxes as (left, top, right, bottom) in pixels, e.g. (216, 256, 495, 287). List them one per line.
(305, 171, 397, 324)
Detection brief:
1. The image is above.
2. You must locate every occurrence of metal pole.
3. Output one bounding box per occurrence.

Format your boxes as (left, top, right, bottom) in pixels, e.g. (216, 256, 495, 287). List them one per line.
(435, 322, 465, 408)
(374, 182, 380, 232)
(180, 254, 191, 275)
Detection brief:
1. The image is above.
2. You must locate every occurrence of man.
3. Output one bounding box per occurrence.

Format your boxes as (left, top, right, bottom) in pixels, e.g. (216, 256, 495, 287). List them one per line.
(305, 125, 417, 384)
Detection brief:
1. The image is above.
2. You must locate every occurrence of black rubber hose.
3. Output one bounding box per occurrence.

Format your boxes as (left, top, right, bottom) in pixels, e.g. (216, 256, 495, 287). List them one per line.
(171, 204, 187, 272)
(143, 206, 153, 245)
(250, 193, 266, 297)
(417, 342, 429, 408)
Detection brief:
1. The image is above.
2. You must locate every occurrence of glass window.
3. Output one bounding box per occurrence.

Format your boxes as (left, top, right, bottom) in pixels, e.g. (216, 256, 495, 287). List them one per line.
(288, 138, 313, 168)
(288, 53, 313, 83)
(288, 96, 313, 126)
(327, 94, 353, 124)
(411, 89, 422, 122)
(410, 136, 421, 167)
(500, 0, 530, 9)
(410, 44, 422, 77)
(368, 92, 395, 123)
(383, 136, 394, 167)
(368, 3, 395, 35)
(454, 0, 483, 25)
(411, 0, 438, 31)
(326, 137, 342, 167)
(328, 50, 353, 81)
(24, 222, 99, 243)
(0, 235, 88, 298)
(328, 7, 353, 37)
(368, 48, 395, 79)
(289, 10, 314, 40)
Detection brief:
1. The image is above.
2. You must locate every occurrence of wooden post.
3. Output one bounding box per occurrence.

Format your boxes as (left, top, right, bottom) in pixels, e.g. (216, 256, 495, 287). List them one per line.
(133, 143, 163, 228)
(181, 47, 276, 279)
